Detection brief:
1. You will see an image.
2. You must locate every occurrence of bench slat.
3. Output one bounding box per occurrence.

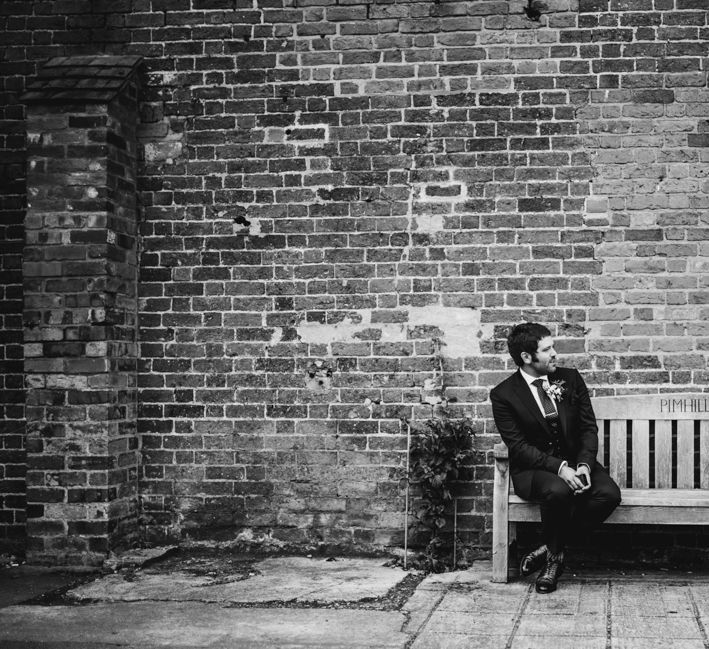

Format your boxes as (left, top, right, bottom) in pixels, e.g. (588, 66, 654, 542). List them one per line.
(632, 420, 650, 489)
(606, 506, 709, 525)
(510, 489, 709, 507)
(609, 420, 627, 487)
(510, 489, 709, 526)
(677, 420, 694, 489)
(509, 501, 709, 525)
(593, 394, 709, 420)
(702, 422, 709, 490)
(655, 420, 672, 488)
(596, 418, 604, 466)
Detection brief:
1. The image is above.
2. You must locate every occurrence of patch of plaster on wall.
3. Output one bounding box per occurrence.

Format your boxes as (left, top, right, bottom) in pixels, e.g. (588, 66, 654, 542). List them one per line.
(414, 213, 445, 234)
(296, 306, 490, 358)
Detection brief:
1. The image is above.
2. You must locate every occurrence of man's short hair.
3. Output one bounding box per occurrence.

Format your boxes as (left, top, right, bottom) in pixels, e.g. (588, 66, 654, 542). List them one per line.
(507, 322, 552, 367)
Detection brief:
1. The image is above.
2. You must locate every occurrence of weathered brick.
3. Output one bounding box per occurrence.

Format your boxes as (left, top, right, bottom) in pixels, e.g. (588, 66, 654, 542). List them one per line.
(518, 197, 562, 212)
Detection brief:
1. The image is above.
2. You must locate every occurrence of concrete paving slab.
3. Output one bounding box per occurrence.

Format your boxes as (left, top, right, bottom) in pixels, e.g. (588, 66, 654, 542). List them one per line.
(525, 582, 608, 615)
(423, 611, 518, 636)
(437, 583, 529, 613)
(611, 640, 706, 649)
(0, 567, 93, 608)
(68, 556, 408, 604)
(611, 615, 703, 639)
(611, 583, 695, 616)
(688, 584, 709, 617)
(516, 611, 606, 636)
(0, 602, 408, 649)
(511, 635, 606, 649)
(410, 634, 508, 649)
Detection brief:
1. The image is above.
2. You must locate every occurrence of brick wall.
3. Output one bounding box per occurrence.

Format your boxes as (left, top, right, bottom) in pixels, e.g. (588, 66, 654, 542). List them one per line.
(0, 3, 32, 555)
(0, 146, 25, 556)
(2, 0, 709, 561)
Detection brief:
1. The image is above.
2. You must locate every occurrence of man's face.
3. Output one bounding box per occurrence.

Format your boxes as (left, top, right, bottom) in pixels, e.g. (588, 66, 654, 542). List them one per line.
(522, 336, 557, 377)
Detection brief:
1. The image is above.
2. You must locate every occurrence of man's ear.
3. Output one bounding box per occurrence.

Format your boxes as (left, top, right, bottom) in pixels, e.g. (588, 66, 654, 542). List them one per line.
(520, 351, 531, 365)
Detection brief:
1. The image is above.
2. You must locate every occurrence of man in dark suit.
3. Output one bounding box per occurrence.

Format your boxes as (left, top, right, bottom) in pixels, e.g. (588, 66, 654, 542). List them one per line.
(490, 323, 621, 593)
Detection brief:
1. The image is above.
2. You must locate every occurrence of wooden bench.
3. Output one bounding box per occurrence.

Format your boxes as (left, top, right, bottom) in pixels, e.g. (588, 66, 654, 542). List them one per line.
(492, 393, 709, 583)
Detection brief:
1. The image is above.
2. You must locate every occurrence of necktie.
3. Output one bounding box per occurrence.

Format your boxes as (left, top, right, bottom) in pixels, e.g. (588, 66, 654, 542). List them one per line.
(532, 378, 558, 420)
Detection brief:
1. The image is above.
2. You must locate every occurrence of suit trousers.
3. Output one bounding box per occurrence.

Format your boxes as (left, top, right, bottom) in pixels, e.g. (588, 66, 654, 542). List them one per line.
(527, 462, 621, 554)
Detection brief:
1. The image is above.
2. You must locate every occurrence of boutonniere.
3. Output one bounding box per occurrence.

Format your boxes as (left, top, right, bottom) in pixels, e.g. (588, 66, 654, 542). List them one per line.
(544, 380, 566, 403)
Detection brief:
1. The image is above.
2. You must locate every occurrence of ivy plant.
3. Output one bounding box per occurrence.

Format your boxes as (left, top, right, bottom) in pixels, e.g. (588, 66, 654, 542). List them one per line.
(407, 415, 477, 572)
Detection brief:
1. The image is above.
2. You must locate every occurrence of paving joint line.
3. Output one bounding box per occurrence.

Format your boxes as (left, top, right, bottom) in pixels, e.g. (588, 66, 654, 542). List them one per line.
(504, 582, 533, 649)
(687, 582, 709, 649)
(402, 587, 448, 649)
(604, 580, 613, 649)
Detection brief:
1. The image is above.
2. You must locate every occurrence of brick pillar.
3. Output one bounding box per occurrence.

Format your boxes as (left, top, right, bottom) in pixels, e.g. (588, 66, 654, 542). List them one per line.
(22, 56, 142, 566)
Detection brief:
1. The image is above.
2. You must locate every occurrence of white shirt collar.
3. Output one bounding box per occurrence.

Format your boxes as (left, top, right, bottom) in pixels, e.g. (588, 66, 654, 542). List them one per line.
(519, 369, 549, 388)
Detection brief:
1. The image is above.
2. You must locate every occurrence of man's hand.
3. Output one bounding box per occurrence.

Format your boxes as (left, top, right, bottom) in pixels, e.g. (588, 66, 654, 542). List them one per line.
(559, 464, 586, 493)
(574, 464, 592, 494)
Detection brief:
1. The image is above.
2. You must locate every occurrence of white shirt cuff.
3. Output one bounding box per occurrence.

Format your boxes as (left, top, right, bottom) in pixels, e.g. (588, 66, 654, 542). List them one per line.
(557, 460, 567, 476)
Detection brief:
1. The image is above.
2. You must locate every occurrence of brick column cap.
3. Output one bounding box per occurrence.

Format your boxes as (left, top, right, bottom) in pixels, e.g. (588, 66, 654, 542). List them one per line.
(21, 55, 142, 104)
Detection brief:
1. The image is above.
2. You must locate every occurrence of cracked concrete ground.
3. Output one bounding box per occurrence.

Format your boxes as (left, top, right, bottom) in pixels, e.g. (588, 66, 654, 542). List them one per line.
(66, 555, 415, 605)
(3, 553, 709, 648)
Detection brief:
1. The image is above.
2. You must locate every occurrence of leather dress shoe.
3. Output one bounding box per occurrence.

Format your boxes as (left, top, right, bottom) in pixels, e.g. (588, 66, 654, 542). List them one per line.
(519, 545, 547, 577)
(535, 554, 564, 594)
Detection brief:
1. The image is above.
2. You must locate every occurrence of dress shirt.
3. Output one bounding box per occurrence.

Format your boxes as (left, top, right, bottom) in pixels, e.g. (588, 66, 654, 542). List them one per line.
(519, 370, 558, 417)
(518, 369, 588, 477)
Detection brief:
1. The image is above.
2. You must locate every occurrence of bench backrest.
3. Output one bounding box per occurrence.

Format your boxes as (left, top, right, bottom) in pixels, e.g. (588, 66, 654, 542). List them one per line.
(593, 394, 709, 490)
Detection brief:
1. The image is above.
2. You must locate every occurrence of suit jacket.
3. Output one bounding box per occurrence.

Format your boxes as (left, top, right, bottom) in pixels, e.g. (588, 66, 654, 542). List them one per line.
(490, 366, 599, 499)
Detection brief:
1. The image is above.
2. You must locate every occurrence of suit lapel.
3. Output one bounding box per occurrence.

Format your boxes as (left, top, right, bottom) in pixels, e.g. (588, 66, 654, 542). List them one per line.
(511, 371, 551, 432)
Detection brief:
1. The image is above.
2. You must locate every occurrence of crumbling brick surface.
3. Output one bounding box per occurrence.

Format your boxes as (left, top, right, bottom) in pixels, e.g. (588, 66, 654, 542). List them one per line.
(1, 0, 708, 560)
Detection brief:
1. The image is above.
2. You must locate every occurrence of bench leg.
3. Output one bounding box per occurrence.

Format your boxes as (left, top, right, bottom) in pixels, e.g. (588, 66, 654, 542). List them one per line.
(492, 521, 518, 582)
(509, 522, 518, 579)
(492, 521, 509, 582)
(492, 461, 510, 583)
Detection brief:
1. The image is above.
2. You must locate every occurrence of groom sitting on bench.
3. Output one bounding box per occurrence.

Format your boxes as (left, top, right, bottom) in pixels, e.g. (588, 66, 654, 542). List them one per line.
(490, 323, 622, 593)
